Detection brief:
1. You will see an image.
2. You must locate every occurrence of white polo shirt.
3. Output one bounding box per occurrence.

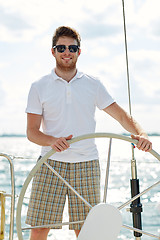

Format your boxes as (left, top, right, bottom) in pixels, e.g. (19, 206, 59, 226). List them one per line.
(26, 69, 115, 162)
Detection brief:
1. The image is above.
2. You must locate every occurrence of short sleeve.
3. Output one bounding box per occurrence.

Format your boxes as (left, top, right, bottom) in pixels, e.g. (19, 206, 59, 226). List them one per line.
(96, 81, 115, 110)
(25, 83, 43, 115)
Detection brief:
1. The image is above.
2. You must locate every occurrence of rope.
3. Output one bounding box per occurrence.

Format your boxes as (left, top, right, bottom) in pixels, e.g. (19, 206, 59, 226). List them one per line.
(121, 0, 136, 163)
(121, 0, 132, 116)
(121, 4, 144, 240)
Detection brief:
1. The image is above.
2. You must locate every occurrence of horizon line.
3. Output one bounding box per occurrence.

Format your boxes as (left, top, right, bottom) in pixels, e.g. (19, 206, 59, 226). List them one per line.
(0, 132, 160, 137)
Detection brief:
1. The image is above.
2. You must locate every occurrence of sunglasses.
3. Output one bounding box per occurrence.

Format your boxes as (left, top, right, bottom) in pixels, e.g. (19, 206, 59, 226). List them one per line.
(53, 45, 79, 53)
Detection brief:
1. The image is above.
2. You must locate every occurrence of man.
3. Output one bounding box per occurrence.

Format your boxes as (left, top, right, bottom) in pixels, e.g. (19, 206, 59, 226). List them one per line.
(25, 26, 152, 240)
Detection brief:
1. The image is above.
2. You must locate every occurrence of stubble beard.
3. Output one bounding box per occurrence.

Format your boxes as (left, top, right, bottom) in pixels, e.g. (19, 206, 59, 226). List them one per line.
(56, 59, 77, 72)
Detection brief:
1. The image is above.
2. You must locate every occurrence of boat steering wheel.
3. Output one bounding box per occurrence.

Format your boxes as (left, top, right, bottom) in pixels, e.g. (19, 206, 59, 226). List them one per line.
(16, 133, 160, 240)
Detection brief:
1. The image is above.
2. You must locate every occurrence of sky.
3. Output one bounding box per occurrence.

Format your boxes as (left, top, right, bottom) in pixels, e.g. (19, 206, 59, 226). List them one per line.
(0, 0, 160, 135)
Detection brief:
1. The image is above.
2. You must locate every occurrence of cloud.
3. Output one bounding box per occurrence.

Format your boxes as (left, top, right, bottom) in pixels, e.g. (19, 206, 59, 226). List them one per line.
(129, 50, 160, 99)
(0, 0, 123, 43)
(150, 19, 160, 38)
(0, 6, 32, 31)
(0, 0, 85, 42)
(0, 0, 159, 44)
(81, 0, 119, 14)
(111, 0, 160, 46)
(137, 0, 160, 26)
(0, 83, 5, 106)
(131, 104, 160, 133)
(0, 3, 35, 42)
(79, 21, 121, 40)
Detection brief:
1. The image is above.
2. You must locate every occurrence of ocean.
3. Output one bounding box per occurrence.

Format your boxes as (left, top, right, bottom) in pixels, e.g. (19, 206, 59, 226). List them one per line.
(0, 135, 159, 240)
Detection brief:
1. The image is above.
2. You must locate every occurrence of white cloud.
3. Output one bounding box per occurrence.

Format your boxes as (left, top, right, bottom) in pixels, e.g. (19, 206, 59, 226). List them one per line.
(1, 0, 159, 43)
(136, 0, 160, 26)
(0, 61, 9, 69)
(122, 0, 160, 27)
(130, 50, 160, 97)
(131, 104, 160, 133)
(80, 0, 119, 14)
(0, 0, 89, 42)
(0, 84, 5, 106)
(95, 103, 160, 134)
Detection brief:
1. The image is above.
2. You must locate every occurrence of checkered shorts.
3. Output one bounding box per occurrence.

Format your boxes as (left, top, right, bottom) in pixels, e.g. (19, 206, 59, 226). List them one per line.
(26, 158, 100, 230)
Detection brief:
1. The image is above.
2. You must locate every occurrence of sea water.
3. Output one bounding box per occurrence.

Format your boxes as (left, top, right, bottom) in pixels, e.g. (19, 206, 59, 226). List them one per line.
(0, 136, 159, 240)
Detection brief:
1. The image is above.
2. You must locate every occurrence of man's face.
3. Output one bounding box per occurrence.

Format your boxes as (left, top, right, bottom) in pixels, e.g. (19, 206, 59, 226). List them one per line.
(51, 36, 81, 71)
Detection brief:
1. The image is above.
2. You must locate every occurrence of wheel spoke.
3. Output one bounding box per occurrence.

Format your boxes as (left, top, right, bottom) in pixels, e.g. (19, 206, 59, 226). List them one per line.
(118, 180, 160, 210)
(122, 224, 160, 239)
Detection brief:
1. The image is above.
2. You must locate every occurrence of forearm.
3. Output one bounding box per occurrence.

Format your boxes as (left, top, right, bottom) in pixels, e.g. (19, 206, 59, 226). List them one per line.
(104, 103, 148, 138)
(104, 103, 152, 151)
(27, 127, 72, 152)
(119, 113, 148, 138)
(26, 113, 72, 152)
(27, 128, 56, 146)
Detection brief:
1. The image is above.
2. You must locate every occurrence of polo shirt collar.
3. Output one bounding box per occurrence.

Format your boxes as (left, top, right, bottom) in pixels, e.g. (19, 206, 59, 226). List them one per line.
(51, 69, 84, 82)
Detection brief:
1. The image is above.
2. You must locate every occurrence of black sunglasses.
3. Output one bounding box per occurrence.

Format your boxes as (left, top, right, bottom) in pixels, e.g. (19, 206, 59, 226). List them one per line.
(53, 45, 79, 53)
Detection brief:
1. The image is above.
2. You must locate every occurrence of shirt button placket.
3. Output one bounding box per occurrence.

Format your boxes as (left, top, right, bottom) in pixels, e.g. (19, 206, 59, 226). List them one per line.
(66, 84, 72, 104)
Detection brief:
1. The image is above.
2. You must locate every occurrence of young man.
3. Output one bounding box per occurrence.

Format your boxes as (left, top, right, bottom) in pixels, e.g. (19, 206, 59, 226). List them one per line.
(25, 26, 152, 240)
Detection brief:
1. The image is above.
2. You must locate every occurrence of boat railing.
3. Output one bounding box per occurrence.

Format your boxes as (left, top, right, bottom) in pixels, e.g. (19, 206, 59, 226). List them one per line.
(0, 153, 15, 240)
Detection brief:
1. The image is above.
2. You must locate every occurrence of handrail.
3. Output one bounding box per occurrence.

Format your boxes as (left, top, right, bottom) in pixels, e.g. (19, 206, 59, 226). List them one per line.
(0, 192, 5, 240)
(0, 153, 15, 240)
(16, 133, 160, 240)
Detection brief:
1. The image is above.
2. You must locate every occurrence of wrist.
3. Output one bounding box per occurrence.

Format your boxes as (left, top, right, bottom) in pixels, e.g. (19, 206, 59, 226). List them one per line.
(139, 132, 149, 139)
(46, 135, 57, 146)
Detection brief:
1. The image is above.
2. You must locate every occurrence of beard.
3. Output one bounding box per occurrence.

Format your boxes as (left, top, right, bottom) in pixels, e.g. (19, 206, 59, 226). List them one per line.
(56, 57, 77, 72)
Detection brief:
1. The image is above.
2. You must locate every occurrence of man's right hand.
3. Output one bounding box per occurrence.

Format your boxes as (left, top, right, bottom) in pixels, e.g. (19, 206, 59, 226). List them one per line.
(51, 135, 73, 152)
(27, 113, 73, 152)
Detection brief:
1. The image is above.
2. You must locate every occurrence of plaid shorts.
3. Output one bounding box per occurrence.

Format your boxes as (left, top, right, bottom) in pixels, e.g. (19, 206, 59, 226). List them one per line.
(26, 158, 100, 230)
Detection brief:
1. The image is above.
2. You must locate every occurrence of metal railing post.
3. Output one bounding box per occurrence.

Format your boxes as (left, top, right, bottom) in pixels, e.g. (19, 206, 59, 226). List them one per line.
(0, 154, 15, 240)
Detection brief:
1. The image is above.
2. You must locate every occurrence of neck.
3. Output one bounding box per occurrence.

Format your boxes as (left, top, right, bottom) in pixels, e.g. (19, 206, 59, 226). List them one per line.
(55, 67, 77, 82)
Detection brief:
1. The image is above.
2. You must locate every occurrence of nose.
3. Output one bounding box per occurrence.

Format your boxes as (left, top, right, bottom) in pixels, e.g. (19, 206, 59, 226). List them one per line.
(64, 47, 70, 54)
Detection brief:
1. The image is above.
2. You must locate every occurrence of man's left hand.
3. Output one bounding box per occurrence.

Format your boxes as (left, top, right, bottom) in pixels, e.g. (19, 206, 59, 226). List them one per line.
(131, 135, 152, 152)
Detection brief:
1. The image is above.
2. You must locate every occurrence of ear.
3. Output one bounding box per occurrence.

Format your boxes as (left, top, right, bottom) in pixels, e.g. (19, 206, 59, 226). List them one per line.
(78, 48, 81, 56)
(51, 48, 55, 57)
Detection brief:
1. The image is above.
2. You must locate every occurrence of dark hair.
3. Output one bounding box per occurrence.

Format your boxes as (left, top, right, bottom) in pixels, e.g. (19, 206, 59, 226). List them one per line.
(52, 26, 81, 48)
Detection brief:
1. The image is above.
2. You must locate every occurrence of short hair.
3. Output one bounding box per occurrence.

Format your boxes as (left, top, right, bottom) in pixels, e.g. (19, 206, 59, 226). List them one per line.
(52, 26, 81, 48)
